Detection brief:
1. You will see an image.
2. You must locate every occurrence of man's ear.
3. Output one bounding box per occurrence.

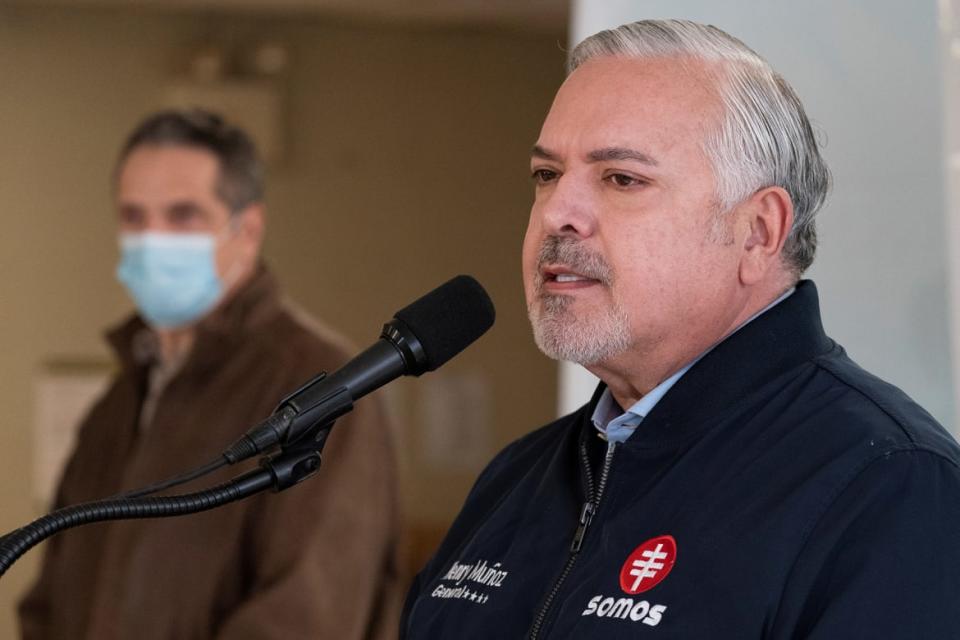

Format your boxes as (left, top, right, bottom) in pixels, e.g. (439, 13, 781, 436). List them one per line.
(738, 186, 793, 286)
(237, 203, 266, 256)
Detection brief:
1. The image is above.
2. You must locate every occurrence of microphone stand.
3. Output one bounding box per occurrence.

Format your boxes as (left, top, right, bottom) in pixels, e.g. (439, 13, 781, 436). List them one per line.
(0, 420, 336, 578)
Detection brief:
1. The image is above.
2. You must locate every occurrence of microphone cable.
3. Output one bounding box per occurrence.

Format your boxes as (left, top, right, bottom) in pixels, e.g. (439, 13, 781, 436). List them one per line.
(105, 403, 297, 500)
(107, 455, 229, 500)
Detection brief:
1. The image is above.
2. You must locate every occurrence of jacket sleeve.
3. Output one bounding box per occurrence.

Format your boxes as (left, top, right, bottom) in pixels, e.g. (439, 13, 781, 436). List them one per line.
(17, 532, 57, 640)
(212, 391, 401, 640)
(398, 572, 421, 639)
(16, 412, 95, 640)
(774, 448, 960, 638)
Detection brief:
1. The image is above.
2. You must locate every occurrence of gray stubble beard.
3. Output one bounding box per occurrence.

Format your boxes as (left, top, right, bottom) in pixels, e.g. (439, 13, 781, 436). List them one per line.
(528, 237, 632, 366)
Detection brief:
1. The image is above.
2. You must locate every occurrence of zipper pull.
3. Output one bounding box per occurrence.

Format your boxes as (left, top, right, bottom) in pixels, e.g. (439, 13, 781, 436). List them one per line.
(570, 501, 595, 553)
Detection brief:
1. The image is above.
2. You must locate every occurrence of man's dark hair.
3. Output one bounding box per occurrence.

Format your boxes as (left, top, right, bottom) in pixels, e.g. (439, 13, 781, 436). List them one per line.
(116, 108, 264, 212)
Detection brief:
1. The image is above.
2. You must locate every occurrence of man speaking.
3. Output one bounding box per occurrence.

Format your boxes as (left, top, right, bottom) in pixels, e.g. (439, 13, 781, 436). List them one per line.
(401, 19, 960, 638)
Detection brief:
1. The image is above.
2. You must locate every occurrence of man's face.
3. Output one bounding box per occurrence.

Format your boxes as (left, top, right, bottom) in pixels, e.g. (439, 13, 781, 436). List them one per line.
(523, 56, 749, 377)
(115, 144, 252, 284)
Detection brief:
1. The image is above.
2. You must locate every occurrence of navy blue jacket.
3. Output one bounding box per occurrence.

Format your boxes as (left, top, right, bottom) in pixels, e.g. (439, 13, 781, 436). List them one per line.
(402, 281, 960, 639)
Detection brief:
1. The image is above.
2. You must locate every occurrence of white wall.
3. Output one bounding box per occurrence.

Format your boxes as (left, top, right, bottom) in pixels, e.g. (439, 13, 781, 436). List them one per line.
(559, 0, 956, 435)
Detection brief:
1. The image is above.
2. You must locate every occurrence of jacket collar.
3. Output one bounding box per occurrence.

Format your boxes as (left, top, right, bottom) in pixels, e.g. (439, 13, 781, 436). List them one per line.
(106, 262, 283, 374)
(587, 280, 835, 448)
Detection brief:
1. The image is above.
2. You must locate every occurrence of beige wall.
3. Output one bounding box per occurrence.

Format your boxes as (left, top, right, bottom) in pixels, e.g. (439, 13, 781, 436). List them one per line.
(0, 6, 563, 636)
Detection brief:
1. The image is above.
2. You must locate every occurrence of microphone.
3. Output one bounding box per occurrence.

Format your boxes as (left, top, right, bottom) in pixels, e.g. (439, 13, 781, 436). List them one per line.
(224, 275, 495, 462)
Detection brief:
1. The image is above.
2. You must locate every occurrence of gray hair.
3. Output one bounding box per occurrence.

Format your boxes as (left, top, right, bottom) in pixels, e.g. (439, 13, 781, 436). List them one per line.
(569, 20, 831, 275)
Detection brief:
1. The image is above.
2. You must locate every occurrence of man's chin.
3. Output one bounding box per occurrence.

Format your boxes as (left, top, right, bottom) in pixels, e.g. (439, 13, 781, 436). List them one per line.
(530, 320, 629, 367)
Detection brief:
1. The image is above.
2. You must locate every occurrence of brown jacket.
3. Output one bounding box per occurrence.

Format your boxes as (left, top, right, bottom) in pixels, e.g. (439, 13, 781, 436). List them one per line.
(18, 267, 400, 640)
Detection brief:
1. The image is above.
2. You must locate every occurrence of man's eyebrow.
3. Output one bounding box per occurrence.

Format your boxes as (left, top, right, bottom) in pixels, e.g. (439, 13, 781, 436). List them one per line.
(531, 145, 660, 167)
(531, 144, 560, 162)
(118, 202, 144, 214)
(587, 147, 659, 166)
(167, 200, 203, 214)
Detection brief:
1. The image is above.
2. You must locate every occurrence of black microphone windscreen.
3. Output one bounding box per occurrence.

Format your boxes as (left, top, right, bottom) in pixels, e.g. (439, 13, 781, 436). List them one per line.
(393, 275, 495, 371)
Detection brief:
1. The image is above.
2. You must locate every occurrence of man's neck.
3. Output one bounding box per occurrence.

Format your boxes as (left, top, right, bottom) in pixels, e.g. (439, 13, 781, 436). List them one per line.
(150, 263, 258, 366)
(155, 327, 196, 368)
(591, 279, 796, 410)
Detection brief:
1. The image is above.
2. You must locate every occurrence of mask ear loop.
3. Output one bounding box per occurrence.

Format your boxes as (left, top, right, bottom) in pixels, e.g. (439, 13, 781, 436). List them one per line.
(216, 211, 249, 292)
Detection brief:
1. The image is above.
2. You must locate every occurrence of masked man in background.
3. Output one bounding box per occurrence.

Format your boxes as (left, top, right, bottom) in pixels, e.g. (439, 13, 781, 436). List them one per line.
(19, 109, 400, 640)
(401, 19, 960, 639)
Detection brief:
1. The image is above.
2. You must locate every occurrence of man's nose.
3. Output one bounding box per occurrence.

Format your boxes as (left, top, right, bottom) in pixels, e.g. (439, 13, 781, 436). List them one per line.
(538, 174, 597, 239)
(143, 218, 167, 231)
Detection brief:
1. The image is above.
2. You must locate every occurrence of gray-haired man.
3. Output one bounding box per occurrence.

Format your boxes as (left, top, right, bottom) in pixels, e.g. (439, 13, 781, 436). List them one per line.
(401, 19, 960, 639)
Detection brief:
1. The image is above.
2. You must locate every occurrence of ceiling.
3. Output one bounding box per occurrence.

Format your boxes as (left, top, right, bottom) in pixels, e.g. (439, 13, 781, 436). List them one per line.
(6, 0, 570, 32)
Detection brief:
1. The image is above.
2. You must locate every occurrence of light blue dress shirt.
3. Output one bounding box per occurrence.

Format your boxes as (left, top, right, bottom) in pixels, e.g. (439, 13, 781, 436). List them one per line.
(591, 288, 795, 443)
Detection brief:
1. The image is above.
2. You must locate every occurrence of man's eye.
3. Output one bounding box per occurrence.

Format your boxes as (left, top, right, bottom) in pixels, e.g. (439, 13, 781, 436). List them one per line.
(607, 173, 644, 188)
(169, 208, 202, 226)
(531, 168, 559, 184)
(119, 210, 145, 227)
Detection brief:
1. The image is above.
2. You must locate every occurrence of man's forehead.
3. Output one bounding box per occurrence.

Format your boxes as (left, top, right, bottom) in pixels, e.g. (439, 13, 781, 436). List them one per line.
(560, 55, 718, 106)
(117, 146, 221, 195)
(535, 56, 720, 159)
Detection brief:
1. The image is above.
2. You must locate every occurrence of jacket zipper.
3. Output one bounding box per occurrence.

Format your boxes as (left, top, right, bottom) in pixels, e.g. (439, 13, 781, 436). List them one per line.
(527, 440, 617, 640)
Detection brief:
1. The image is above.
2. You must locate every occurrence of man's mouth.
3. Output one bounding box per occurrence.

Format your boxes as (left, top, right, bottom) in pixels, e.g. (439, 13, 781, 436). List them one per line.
(534, 237, 612, 294)
(553, 273, 590, 283)
(542, 267, 602, 289)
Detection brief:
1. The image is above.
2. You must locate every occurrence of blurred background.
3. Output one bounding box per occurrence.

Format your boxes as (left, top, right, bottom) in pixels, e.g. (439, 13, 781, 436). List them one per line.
(2, 0, 959, 637)
(0, 0, 567, 632)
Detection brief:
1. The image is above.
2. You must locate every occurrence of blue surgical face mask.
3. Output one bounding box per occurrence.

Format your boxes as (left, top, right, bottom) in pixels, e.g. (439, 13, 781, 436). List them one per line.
(116, 231, 224, 329)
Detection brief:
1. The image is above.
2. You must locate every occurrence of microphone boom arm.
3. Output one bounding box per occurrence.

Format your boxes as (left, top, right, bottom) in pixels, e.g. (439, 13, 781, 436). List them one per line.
(0, 418, 339, 578)
(0, 275, 495, 579)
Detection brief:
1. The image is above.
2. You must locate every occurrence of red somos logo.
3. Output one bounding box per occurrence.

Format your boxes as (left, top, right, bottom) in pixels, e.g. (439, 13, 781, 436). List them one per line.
(619, 535, 677, 594)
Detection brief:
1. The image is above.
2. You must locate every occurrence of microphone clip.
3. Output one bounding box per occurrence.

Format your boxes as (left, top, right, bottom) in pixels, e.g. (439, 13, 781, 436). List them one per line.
(222, 371, 353, 465)
(260, 374, 349, 492)
(261, 422, 333, 492)
(276, 373, 354, 446)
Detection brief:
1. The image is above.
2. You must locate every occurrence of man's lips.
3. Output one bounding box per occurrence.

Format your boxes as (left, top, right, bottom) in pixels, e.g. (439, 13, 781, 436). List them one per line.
(541, 266, 602, 290)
